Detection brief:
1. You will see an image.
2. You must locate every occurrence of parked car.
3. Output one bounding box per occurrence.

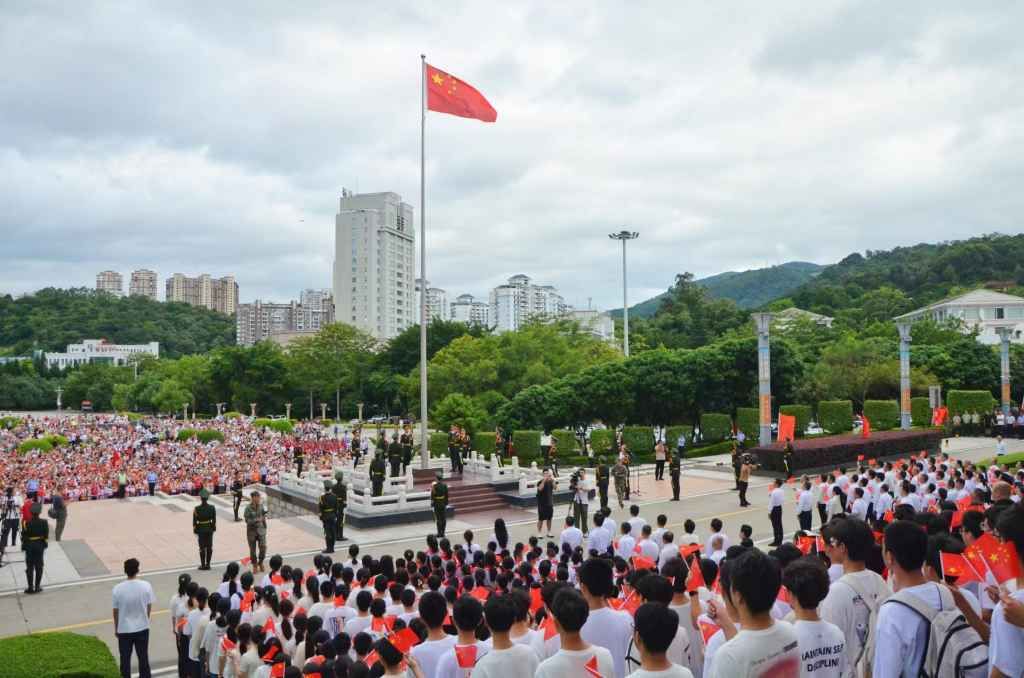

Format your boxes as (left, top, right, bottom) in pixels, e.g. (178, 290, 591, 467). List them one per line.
(805, 422, 824, 436)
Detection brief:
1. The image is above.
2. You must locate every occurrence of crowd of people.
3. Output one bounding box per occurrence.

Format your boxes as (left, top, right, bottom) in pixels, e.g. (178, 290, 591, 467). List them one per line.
(100, 450, 1024, 678)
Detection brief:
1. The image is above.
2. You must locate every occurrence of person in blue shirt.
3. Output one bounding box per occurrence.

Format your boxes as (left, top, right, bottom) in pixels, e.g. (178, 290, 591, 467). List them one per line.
(146, 471, 158, 496)
(26, 479, 39, 501)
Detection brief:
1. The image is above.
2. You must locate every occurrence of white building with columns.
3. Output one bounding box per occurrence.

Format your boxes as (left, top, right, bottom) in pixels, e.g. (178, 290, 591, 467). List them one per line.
(45, 339, 159, 370)
(893, 289, 1024, 345)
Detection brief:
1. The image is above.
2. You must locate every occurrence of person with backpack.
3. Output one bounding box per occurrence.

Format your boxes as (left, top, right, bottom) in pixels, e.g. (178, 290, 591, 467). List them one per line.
(873, 520, 987, 678)
(819, 517, 891, 678)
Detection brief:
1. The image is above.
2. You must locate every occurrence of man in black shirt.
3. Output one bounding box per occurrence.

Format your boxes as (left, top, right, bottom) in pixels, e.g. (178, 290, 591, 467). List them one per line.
(536, 468, 555, 538)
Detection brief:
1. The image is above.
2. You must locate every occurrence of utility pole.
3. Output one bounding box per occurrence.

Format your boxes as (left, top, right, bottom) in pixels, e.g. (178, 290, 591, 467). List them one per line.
(608, 230, 639, 356)
(55, 386, 63, 413)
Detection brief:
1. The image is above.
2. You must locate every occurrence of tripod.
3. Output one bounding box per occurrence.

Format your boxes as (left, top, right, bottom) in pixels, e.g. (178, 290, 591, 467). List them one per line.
(0, 498, 16, 568)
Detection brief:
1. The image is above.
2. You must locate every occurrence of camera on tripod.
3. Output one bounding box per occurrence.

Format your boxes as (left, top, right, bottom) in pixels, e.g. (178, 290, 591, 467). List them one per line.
(569, 470, 582, 493)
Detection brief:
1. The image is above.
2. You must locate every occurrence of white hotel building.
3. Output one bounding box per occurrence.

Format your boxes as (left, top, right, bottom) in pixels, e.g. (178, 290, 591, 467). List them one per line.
(45, 339, 159, 370)
(333, 190, 416, 340)
(450, 293, 491, 327)
(489, 274, 568, 333)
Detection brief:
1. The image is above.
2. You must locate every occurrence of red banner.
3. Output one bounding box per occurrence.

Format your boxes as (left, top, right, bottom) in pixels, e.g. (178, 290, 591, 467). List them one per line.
(777, 414, 796, 443)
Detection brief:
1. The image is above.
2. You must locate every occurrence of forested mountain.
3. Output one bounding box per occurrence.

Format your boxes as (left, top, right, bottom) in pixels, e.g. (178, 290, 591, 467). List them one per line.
(612, 261, 824, 318)
(0, 288, 236, 359)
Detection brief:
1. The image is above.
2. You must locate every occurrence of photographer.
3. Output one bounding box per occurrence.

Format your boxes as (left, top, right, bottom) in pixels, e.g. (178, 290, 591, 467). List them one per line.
(570, 468, 591, 537)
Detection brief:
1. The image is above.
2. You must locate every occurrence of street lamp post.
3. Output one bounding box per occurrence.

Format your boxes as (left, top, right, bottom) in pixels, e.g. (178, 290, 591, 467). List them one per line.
(285, 403, 292, 420)
(608, 230, 639, 357)
(320, 403, 328, 420)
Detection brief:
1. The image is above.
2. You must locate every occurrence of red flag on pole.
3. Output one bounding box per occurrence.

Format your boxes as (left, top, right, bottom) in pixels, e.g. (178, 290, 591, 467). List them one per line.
(685, 561, 706, 592)
(426, 64, 497, 122)
(699, 619, 721, 645)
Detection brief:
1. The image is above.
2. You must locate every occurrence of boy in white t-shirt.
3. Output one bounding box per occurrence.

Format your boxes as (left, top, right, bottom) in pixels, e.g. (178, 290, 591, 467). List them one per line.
(471, 594, 539, 678)
(408, 591, 456, 678)
(535, 588, 615, 678)
(782, 557, 845, 677)
(579, 557, 634, 678)
(434, 595, 491, 678)
(630, 602, 695, 678)
(990, 505, 1024, 678)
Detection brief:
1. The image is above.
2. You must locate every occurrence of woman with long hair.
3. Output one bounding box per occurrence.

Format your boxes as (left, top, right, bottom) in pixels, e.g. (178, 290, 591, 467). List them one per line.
(203, 597, 231, 678)
(171, 574, 192, 678)
(493, 518, 509, 551)
(218, 611, 242, 678)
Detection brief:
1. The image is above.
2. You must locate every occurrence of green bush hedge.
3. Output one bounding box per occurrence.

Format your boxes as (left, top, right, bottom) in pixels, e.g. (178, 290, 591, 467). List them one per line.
(252, 418, 273, 428)
(0, 415, 22, 429)
(318, 419, 335, 427)
(863, 399, 899, 431)
(699, 413, 732, 442)
(176, 428, 197, 441)
(665, 425, 694, 449)
(685, 440, 735, 459)
(119, 411, 144, 422)
(911, 397, 931, 427)
(947, 390, 996, 417)
(473, 431, 497, 454)
(224, 411, 243, 419)
(18, 438, 52, 454)
(734, 408, 759, 442)
(196, 429, 225, 444)
(779, 405, 812, 437)
(428, 432, 449, 458)
(44, 434, 69, 448)
(513, 430, 541, 460)
(590, 428, 616, 456)
(0, 631, 118, 678)
(818, 400, 853, 433)
(267, 419, 294, 434)
(552, 429, 579, 454)
(621, 426, 654, 459)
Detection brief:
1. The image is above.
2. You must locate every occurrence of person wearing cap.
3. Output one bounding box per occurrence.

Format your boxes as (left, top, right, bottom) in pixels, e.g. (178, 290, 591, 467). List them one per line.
(318, 480, 338, 554)
(243, 490, 268, 572)
(193, 488, 217, 570)
(331, 471, 348, 543)
(431, 472, 449, 538)
(595, 456, 610, 511)
(387, 434, 403, 478)
(370, 452, 387, 497)
(230, 473, 244, 522)
(400, 425, 414, 474)
(22, 501, 48, 594)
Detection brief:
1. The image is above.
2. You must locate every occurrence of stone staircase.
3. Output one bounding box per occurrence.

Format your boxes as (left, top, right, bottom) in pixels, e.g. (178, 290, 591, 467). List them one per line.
(445, 482, 506, 514)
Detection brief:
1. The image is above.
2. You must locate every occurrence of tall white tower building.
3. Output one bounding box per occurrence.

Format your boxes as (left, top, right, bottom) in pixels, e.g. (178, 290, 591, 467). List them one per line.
(489, 274, 567, 332)
(333, 190, 416, 340)
(415, 279, 448, 323)
(96, 270, 124, 296)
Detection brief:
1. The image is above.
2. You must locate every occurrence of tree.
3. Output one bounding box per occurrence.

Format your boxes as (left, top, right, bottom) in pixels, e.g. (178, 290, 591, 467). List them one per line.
(61, 362, 132, 411)
(431, 393, 489, 434)
(285, 323, 376, 419)
(171, 354, 213, 415)
(208, 342, 291, 414)
(152, 378, 191, 415)
(377, 320, 487, 375)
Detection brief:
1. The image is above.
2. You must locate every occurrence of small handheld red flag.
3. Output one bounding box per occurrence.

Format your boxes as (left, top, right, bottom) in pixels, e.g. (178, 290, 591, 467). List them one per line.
(631, 555, 656, 571)
(584, 655, 604, 678)
(454, 644, 478, 668)
(540, 615, 557, 640)
(387, 627, 421, 654)
(269, 664, 285, 678)
(679, 543, 701, 560)
(363, 650, 380, 667)
(685, 561, 706, 593)
(940, 552, 983, 585)
(699, 619, 721, 645)
(861, 416, 871, 438)
(529, 587, 544, 614)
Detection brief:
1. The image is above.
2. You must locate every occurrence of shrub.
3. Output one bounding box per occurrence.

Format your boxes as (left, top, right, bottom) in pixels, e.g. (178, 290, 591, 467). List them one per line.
(18, 438, 53, 454)
(699, 413, 732, 443)
(911, 397, 931, 427)
(473, 431, 497, 455)
(734, 408, 759, 442)
(176, 428, 197, 441)
(252, 418, 273, 429)
(685, 440, 734, 459)
(621, 426, 655, 460)
(196, 429, 225, 444)
(979, 451, 1024, 467)
(947, 390, 996, 417)
(513, 430, 542, 461)
(267, 419, 294, 434)
(589, 428, 616, 456)
(818, 400, 853, 434)
(0, 631, 118, 678)
(44, 434, 69, 448)
(779, 405, 813, 437)
(665, 425, 694, 449)
(223, 411, 243, 419)
(754, 430, 944, 473)
(863, 400, 899, 431)
(552, 429, 579, 455)
(0, 416, 22, 429)
(119, 411, 143, 422)
(428, 432, 449, 458)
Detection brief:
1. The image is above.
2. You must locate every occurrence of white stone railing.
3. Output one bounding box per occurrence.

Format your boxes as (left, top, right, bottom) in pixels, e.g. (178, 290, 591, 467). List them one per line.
(345, 486, 435, 513)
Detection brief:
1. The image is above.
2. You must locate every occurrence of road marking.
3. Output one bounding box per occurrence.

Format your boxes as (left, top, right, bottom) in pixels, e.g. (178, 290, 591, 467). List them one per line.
(35, 608, 169, 634)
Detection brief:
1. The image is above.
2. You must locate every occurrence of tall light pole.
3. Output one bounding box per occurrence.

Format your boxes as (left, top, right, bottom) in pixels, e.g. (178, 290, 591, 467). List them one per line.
(609, 230, 639, 356)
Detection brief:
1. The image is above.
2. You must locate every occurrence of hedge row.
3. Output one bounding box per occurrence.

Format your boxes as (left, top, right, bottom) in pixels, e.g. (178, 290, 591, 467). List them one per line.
(473, 431, 498, 456)
(947, 390, 996, 417)
(176, 428, 197, 441)
(0, 415, 21, 429)
(428, 432, 448, 458)
(700, 413, 732, 442)
(196, 429, 225, 444)
(0, 632, 118, 678)
(18, 438, 53, 454)
(223, 411, 243, 419)
(513, 430, 541, 460)
(552, 429, 579, 454)
(911, 397, 931, 427)
(863, 400, 899, 431)
(819, 400, 853, 434)
(621, 426, 654, 457)
(779, 405, 812, 436)
(590, 429, 615, 455)
(734, 408, 759, 442)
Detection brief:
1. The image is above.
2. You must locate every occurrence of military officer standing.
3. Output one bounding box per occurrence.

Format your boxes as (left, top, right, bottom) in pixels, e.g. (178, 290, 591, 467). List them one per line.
(612, 458, 629, 508)
(430, 472, 449, 538)
(595, 457, 610, 511)
(331, 471, 348, 543)
(400, 427, 414, 473)
(387, 435, 403, 478)
(669, 451, 682, 501)
(318, 480, 338, 553)
(369, 453, 386, 496)
(231, 474, 244, 521)
(243, 490, 268, 572)
(192, 489, 216, 570)
(22, 502, 48, 594)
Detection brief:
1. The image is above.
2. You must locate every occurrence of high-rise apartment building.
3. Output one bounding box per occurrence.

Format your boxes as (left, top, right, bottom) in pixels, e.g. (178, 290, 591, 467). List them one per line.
(332, 189, 416, 340)
(129, 269, 159, 300)
(96, 270, 124, 296)
(235, 292, 336, 346)
(414, 279, 448, 324)
(489, 274, 567, 332)
(165, 273, 238, 315)
(450, 293, 491, 327)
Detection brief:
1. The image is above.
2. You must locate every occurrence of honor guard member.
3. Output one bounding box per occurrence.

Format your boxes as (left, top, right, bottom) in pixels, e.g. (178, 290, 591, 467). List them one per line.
(595, 457, 610, 511)
(192, 489, 216, 570)
(369, 453, 387, 497)
(231, 474, 244, 521)
(22, 502, 48, 594)
(430, 472, 449, 538)
(782, 441, 795, 479)
(387, 435, 403, 478)
(243, 490, 268, 572)
(447, 427, 462, 476)
(612, 458, 629, 508)
(293, 444, 305, 477)
(318, 480, 338, 553)
(331, 471, 348, 542)
(730, 440, 742, 490)
(669, 451, 682, 501)
(400, 428, 414, 473)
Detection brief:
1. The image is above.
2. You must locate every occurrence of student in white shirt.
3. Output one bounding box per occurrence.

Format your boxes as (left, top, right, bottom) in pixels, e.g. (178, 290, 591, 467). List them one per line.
(587, 513, 612, 556)
(471, 594, 539, 678)
(652, 515, 669, 546)
(704, 519, 729, 555)
(659, 532, 681, 571)
(628, 505, 649, 539)
(344, 590, 374, 638)
(171, 574, 192, 677)
(625, 573, 694, 673)
(638, 525, 661, 562)
(680, 519, 700, 547)
(202, 598, 230, 678)
(708, 535, 726, 565)
(783, 558, 845, 677)
(849, 488, 868, 521)
(409, 591, 457, 678)
(579, 557, 634, 678)
(630, 602, 695, 678)
(825, 487, 844, 523)
(112, 558, 156, 678)
(820, 516, 890, 678)
(560, 516, 584, 552)
(872, 520, 944, 678)
(184, 588, 211, 676)
(797, 482, 814, 531)
(535, 588, 615, 678)
(506, 588, 541, 654)
(434, 595, 491, 678)
(616, 522, 637, 561)
(990, 505, 1024, 678)
(709, 548, 800, 678)
(768, 481, 786, 547)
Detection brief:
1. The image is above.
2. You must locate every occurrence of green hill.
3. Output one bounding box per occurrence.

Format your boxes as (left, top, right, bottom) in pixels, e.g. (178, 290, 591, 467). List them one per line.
(613, 261, 824, 318)
(0, 288, 236, 359)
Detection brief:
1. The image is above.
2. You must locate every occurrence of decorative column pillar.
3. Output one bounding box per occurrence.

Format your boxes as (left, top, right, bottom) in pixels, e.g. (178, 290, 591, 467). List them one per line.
(898, 322, 912, 430)
(285, 403, 292, 420)
(182, 403, 189, 421)
(320, 403, 328, 420)
(250, 403, 257, 417)
(753, 313, 773, 447)
(996, 326, 1013, 419)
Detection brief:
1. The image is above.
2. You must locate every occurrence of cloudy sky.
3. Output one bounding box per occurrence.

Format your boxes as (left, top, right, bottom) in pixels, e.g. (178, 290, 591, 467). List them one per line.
(3, 1, 1023, 310)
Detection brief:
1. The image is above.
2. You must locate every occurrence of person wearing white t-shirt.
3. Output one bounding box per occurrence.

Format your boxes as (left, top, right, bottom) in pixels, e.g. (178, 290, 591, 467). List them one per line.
(587, 514, 613, 556)
(629, 602, 695, 678)
(989, 505, 1024, 678)
(874, 486, 893, 519)
(625, 572, 694, 674)
(708, 548, 800, 678)
(704, 520, 729, 555)
(783, 558, 845, 677)
(652, 515, 669, 546)
(825, 487, 844, 523)
(435, 596, 491, 678)
(659, 532, 681, 571)
(112, 558, 156, 678)
(472, 594, 539, 678)
(409, 591, 457, 678)
(344, 590, 374, 638)
(579, 557, 634, 678)
(638, 525, 661, 562)
(535, 587, 616, 678)
(849, 489, 868, 522)
(561, 516, 584, 552)
(184, 588, 211, 675)
(627, 505, 649, 539)
(797, 483, 814, 531)
(616, 522, 637, 561)
(708, 535, 726, 565)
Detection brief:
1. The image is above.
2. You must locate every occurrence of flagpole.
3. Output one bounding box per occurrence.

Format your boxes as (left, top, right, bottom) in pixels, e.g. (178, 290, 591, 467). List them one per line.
(419, 54, 429, 471)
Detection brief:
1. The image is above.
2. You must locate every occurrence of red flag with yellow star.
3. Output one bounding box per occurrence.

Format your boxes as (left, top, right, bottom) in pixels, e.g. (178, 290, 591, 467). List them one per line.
(426, 64, 497, 122)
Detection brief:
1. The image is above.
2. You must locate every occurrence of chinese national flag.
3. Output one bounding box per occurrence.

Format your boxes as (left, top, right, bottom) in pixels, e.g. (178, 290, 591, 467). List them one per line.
(698, 619, 721, 645)
(529, 587, 544, 614)
(387, 627, 420, 654)
(426, 64, 497, 123)
(796, 535, 815, 555)
(540, 615, 558, 640)
(984, 541, 1023, 584)
(585, 655, 604, 678)
(679, 543, 701, 561)
(270, 664, 285, 678)
(454, 644, 478, 668)
(939, 552, 983, 585)
(685, 561, 706, 593)
(632, 555, 656, 571)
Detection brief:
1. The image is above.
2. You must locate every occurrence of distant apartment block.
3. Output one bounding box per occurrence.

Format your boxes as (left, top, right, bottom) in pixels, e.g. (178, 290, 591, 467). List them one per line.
(95, 270, 124, 296)
(450, 293, 491, 327)
(568, 308, 615, 342)
(45, 339, 159, 370)
(489, 274, 567, 332)
(415, 279, 448, 324)
(129, 269, 159, 300)
(236, 294, 335, 346)
(165, 273, 238, 315)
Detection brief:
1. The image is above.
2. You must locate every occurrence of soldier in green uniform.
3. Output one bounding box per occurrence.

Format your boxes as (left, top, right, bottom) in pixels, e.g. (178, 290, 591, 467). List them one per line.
(192, 488, 216, 570)
(782, 441, 795, 479)
(331, 471, 348, 543)
(22, 502, 48, 594)
(231, 473, 244, 521)
(387, 435, 403, 478)
(243, 490, 268, 572)
(370, 453, 387, 496)
(612, 458, 629, 509)
(430, 472, 449, 538)
(669, 451, 682, 501)
(595, 457, 610, 511)
(318, 480, 338, 553)
(400, 427, 414, 473)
